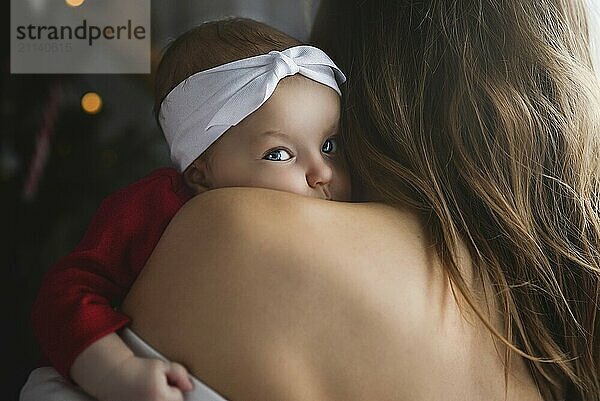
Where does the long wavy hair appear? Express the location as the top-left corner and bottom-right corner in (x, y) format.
(312, 1), (600, 399)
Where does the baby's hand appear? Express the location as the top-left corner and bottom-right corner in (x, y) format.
(96, 355), (194, 401)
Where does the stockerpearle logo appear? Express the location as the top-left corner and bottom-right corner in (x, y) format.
(11, 0), (150, 74)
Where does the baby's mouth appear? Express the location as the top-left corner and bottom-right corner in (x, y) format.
(321, 186), (331, 201)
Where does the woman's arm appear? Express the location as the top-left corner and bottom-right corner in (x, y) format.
(121, 187), (440, 401)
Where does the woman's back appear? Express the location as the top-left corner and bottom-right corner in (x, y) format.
(312, 1), (600, 398)
(123, 188), (545, 401)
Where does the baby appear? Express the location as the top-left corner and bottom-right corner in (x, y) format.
(30, 18), (349, 401)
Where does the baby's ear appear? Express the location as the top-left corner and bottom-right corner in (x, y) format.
(183, 159), (212, 194)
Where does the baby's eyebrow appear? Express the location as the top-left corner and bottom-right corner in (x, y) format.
(254, 130), (291, 143)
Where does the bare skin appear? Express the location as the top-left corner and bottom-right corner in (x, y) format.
(122, 187), (544, 401)
(69, 76), (350, 401)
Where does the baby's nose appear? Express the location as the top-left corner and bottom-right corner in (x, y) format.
(306, 159), (333, 189)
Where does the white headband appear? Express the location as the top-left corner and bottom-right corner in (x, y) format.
(158, 45), (347, 172)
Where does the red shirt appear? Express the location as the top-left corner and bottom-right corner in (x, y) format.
(31, 168), (193, 379)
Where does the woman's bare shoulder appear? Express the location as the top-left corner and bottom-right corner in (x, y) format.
(126, 187), (540, 401)
(127, 188), (461, 400)
(168, 187), (439, 324)
(166, 187), (435, 295)
(177, 187), (426, 250)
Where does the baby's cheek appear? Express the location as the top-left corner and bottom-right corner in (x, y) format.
(331, 177), (352, 201)
(337, 185), (352, 202)
(333, 169), (352, 201)
(250, 170), (306, 194)
(274, 176), (311, 196)
(210, 160), (252, 187)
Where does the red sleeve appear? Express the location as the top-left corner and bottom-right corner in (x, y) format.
(31, 168), (192, 380)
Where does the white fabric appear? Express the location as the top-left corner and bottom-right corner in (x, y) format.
(20, 328), (227, 401)
(20, 367), (96, 401)
(158, 45), (346, 172)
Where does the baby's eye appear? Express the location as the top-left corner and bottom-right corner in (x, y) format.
(263, 148), (293, 161)
(322, 137), (339, 154)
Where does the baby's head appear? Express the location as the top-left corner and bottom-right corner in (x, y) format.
(155, 18), (350, 201)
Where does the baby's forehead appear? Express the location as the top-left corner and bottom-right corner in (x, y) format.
(278, 74), (333, 91)
(250, 121), (339, 144)
(233, 73), (341, 147)
(280, 74), (312, 85)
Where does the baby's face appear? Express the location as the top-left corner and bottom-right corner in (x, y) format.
(196, 76), (351, 201)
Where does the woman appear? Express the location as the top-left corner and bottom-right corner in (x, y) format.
(309, 0), (600, 399)
(121, 1), (600, 401)
(22, 0), (600, 400)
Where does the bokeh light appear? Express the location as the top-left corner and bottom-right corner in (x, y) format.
(81, 92), (102, 114)
(65, 0), (85, 7)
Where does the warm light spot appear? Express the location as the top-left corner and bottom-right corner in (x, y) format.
(65, 0), (85, 7)
(81, 92), (102, 114)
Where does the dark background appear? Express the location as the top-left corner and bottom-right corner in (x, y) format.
(3, 0), (318, 398)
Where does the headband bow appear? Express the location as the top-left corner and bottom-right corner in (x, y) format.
(159, 45), (346, 172)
